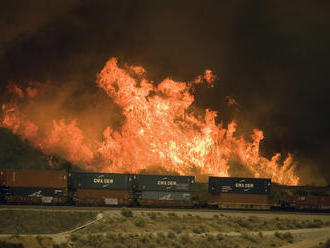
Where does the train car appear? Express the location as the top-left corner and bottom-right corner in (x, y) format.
(0, 169), (67, 204)
(208, 177), (272, 210)
(2, 166), (329, 211)
(282, 195), (330, 210)
(69, 172), (133, 206)
(133, 174), (195, 207)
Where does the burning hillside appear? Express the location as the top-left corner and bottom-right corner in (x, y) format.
(0, 58), (299, 185)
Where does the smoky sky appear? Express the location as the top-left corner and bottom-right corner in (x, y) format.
(1, 0), (329, 183)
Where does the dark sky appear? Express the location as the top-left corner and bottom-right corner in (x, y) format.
(1, 0), (329, 183)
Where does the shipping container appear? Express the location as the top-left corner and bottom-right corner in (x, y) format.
(0, 170), (67, 188)
(74, 189), (131, 206)
(285, 195), (330, 210)
(209, 177), (271, 194)
(133, 174), (194, 192)
(209, 193), (270, 209)
(69, 172), (132, 190)
(138, 199), (194, 207)
(6, 187), (65, 197)
(209, 193), (269, 204)
(141, 191), (192, 201)
(4, 187), (67, 204)
(5, 195), (67, 204)
(0, 187), (5, 203)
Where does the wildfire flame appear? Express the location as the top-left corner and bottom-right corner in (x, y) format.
(0, 58), (299, 185)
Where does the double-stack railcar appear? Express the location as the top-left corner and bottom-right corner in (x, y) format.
(281, 195), (330, 210)
(69, 172), (133, 206)
(208, 177), (272, 209)
(133, 174), (195, 207)
(0, 169), (67, 204)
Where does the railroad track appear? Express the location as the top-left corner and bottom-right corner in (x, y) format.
(1, 204), (329, 216)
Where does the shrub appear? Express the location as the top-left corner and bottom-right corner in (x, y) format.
(173, 243), (182, 248)
(309, 219), (324, 228)
(248, 216), (260, 223)
(216, 233), (224, 241)
(106, 217), (115, 224)
(306, 222), (322, 228)
(275, 232), (281, 239)
(101, 243), (117, 248)
(86, 234), (104, 247)
(235, 218), (250, 228)
(180, 233), (190, 243)
(117, 233), (126, 242)
(322, 238), (330, 248)
(106, 231), (117, 240)
(195, 215), (202, 220)
(241, 233), (257, 243)
(282, 232), (294, 243)
(168, 212), (178, 218)
(295, 222), (303, 228)
(140, 235), (150, 244)
(113, 244), (126, 248)
(274, 232), (294, 243)
(192, 225), (206, 234)
(206, 234), (215, 242)
(169, 223), (182, 233)
(148, 212), (157, 220)
(70, 233), (80, 242)
(157, 232), (166, 240)
(276, 223), (286, 230)
(167, 231), (176, 239)
(134, 217), (146, 227)
(53, 245), (68, 248)
(121, 207), (133, 218)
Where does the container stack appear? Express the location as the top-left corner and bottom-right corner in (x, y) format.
(134, 174), (195, 207)
(208, 177), (271, 209)
(69, 172), (133, 206)
(0, 169), (67, 204)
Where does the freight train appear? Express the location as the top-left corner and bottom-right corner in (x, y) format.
(0, 169), (329, 211)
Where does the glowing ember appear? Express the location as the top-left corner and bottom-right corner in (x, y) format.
(0, 58), (299, 185)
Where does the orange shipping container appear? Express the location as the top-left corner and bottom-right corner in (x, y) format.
(0, 170), (67, 188)
(210, 193), (268, 204)
(75, 189), (131, 206)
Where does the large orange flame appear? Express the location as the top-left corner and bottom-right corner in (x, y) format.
(0, 58), (299, 185)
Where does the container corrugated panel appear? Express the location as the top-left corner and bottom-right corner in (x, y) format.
(209, 177), (271, 194)
(75, 189), (131, 205)
(6, 187), (65, 197)
(138, 199), (194, 207)
(70, 172), (132, 190)
(134, 174), (194, 192)
(287, 195), (330, 209)
(210, 193), (268, 204)
(5, 195), (67, 204)
(321, 196), (330, 206)
(141, 191), (192, 201)
(1, 170), (67, 188)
